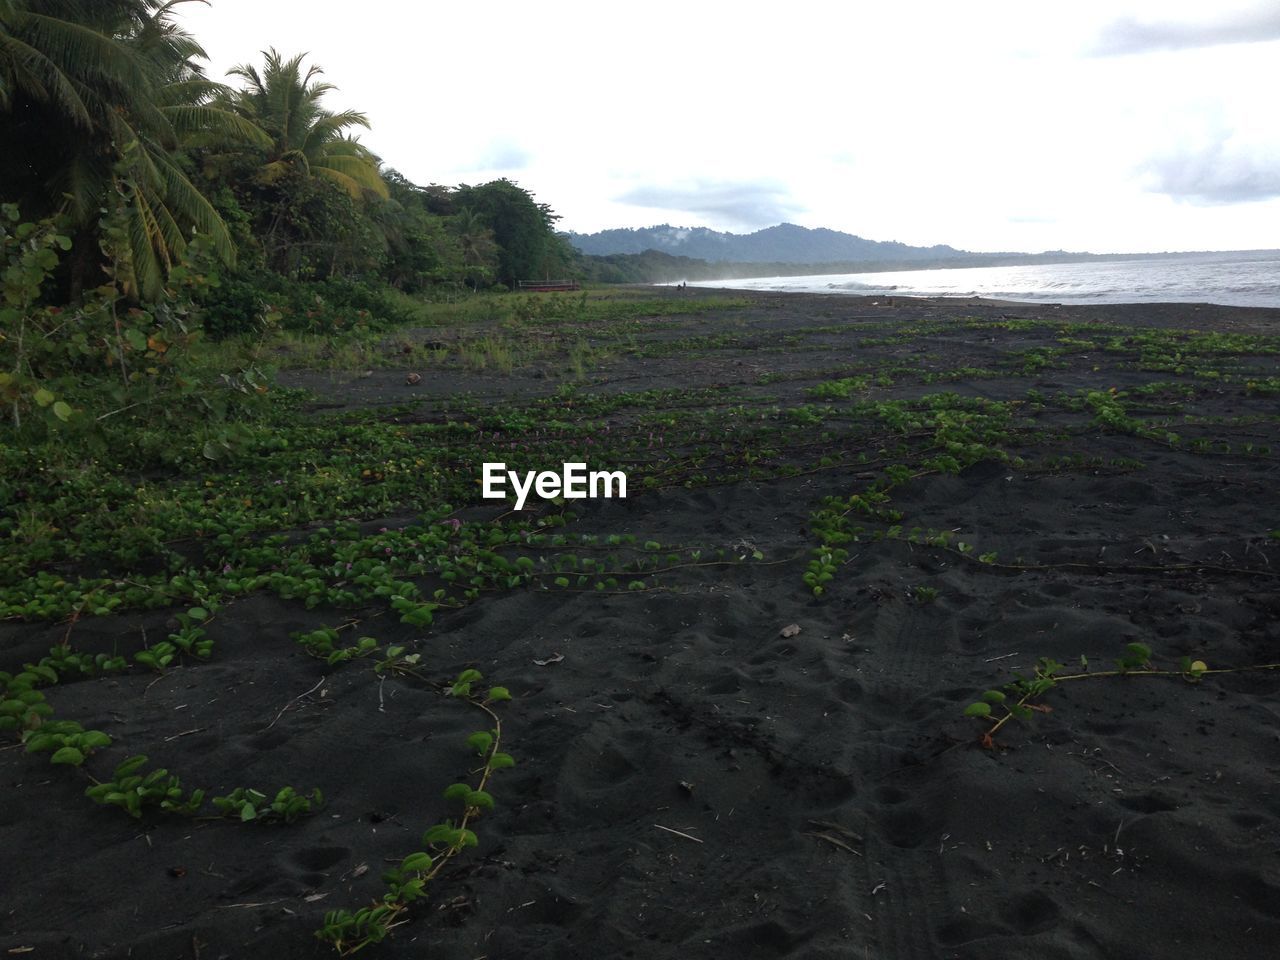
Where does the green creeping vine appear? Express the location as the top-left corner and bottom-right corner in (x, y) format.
(803, 394), (1020, 597)
(965, 642), (1280, 748)
(316, 669), (513, 955)
(212, 785), (324, 823)
(22, 721), (112, 768)
(2, 659), (114, 769)
(85, 754), (207, 817)
(79, 754), (321, 822)
(3, 618), (320, 824)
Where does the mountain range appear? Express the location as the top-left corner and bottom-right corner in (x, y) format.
(563, 222), (977, 264)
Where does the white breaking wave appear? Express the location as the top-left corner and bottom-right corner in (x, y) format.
(687, 252), (1280, 308)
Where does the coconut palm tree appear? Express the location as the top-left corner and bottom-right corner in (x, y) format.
(450, 208), (498, 290)
(223, 48), (388, 201)
(0, 0), (268, 299)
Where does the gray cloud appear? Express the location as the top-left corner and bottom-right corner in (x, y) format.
(1142, 140), (1280, 204)
(1092, 6), (1280, 55)
(615, 179), (803, 228)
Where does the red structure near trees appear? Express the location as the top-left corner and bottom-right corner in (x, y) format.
(516, 280), (581, 292)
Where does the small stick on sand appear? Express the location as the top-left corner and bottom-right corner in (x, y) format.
(143, 665), (179, 696)
(654, 823), (703, 843)
(265, 677), (325, 731)
(806, 819), (864, 856)
(163, 727), (208, 743)
(807, 831), (863, 856)
(984, 652), (1020, 662)
(217, 898), (290, 909)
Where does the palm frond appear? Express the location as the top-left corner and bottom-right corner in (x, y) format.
(299, 109), (370, 154)
(163, 103), (271, 148)
(20, 11), (153, 104)
(313, 166), (370, 200)
(150, 146), (234, 265)
(119, 181), (164, 299)
(0, 31), (92, 124)
(316, 152), (388, 198)
(161, 77), (227, 106)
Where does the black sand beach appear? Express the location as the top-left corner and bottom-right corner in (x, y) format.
(4, 289), (1279, 959)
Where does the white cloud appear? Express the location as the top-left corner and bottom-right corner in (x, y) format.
(472, 140), (532, 173)
(615, 180), (803, 231)
(177, 0), (1280, 253)
(1142, 138), (1280, 205)
(1092, 2), (1280, 55)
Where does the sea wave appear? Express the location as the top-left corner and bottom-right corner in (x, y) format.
(690, 252), (1280, 308)
(825, 281), (899, 292)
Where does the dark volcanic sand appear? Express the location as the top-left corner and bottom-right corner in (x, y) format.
(3, 290), (1280, 959)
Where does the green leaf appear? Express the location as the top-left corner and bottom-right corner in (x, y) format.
(963, 702), (992, 718)
(422, 824), (456, 845)
(456, 669), (483, 685)
(486, 686), (511, 702)
(50, 746), (85, 766)
(465, 790), (495, 811)
(125, 328), (148, 352)
(488, 752), (516, 770)
(980, 690), (1006, 704)
(1124, 642), (1152, 662)
(400, 852), (433, 873)
(33, 387), (55, 407)
(114, 755), (149, 778)
(187, 607), (208, 621)
(466, 731), (493, 755)
(52, 401), (72, 422)
(23, 733), (56, 753)
(240, 804), (257, 822)
(443, 782), (471, 802)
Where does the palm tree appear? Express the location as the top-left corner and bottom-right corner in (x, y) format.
(0, 0), (268, 299)
(223, 48), (388, 201)
(450, 208), (497, 291)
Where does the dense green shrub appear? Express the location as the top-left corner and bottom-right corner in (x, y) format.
(195, 271), (415, 340)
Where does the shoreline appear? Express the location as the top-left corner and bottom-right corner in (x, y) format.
(673, 249), (1280, 311)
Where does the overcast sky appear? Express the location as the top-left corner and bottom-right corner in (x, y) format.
(182, 0), (1279, 254)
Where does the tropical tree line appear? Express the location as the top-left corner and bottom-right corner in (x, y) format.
(0, 0), (576, 336)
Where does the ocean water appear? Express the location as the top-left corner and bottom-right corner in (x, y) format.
(691, 251), (1280, 309)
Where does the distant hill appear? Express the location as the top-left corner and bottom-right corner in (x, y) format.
(563, 223), (1273, 286)
(563, 222), (974, 264)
